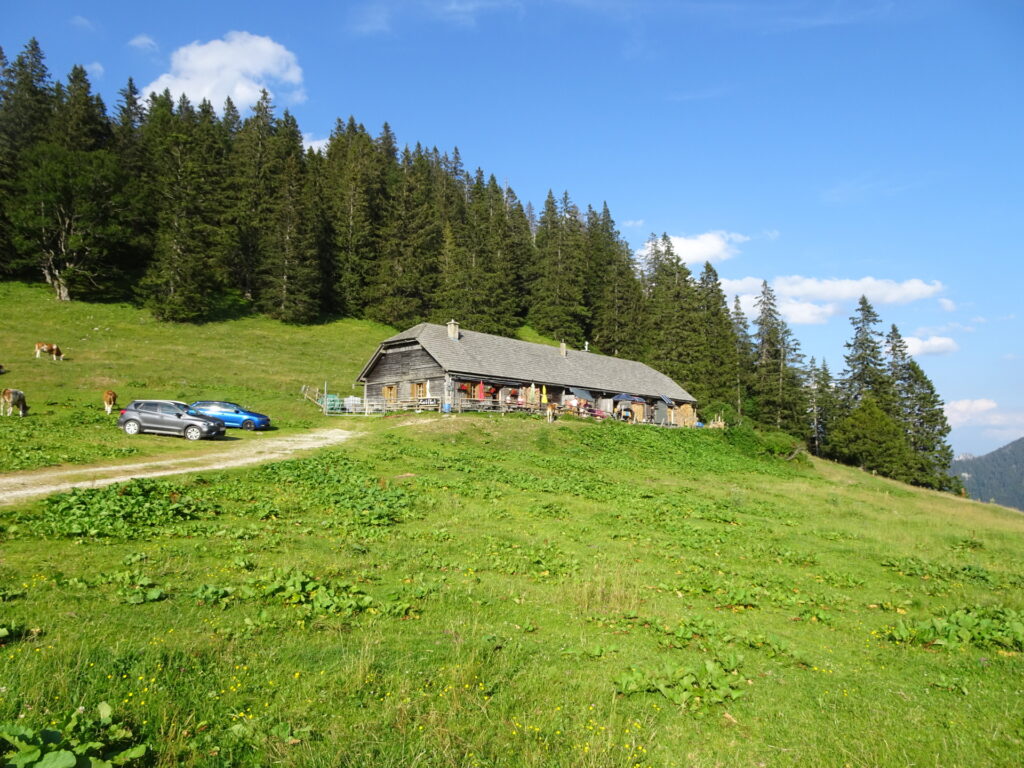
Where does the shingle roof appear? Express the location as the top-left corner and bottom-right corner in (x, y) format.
(362, 323), (696, 403)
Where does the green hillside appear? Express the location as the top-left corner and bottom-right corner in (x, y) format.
(2, 285), (1023, 768)
(0, 281), (389, 470)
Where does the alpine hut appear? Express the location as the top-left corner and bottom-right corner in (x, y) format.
(356, 320), (698, 425)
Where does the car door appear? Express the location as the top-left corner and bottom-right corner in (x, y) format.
(219, 404), (243, 428)
(155, 402), (184, 434)
(135, 402), (162, 432)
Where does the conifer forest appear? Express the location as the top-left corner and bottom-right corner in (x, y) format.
(0, 39), (958, 491)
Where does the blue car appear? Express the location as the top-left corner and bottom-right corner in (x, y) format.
(189, 401), (271, 431)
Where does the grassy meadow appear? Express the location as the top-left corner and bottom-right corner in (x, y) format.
(2, 282), (1024, 767)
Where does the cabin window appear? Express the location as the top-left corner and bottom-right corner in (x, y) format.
(382, 385), (397, 402)
(413, 381), (428, 399)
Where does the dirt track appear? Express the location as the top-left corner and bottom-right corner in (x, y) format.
(0, 428), (358, 506)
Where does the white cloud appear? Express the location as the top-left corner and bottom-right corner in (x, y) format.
(945, 399), (998, 428)
(302, 133), (329, 153)
(143, 31), (305, 110)
(639, 231), (750, 265)
(70, 15), (94, 30)
(129, 34), (158, 51)
(720, 275), (943, 325)
(621, 219), (644, 228)
(905, 335), (959, 356)
(779, 299), (838, 325)
(719, 277), (763, 296)
(86, 61), (105, 80)
(946, 400), (1024, 445)
(772, 276), (943, 305)
(938, 297), (956, 312)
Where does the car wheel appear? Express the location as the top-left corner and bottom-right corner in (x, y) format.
(123, 420), (141, 436)
(241, 419), (255, 431)
(184, 425), (203, 441)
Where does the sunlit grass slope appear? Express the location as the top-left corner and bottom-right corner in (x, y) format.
(2, 405), (1023, 767)
(0, 281), (393, 469)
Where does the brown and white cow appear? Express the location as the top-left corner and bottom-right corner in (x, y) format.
(34, 343), (64, 360)
(1, 388), (29, 417)
(103, 390), (118, 415)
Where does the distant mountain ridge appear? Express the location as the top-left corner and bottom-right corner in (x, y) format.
(952, 436), (1024, 511)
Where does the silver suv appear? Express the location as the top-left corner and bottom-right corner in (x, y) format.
(117, 400), (226, 440)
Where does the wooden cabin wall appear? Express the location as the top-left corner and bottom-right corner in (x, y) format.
(363, 345), (446, 400)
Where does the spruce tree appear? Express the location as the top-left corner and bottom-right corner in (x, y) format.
(694, 262), (740, 413)
(586, 204), (643, 357)
(526, 190), (588, 346)
(256, 112), (321, 323)
(640, 234), (702, 391)
(807, 358), (839, 457)
(138, 92), (227, 321)
(225, 90), (278, 302)
(366, 145), (441, 328)
(8, 65), (124, 300)
(0, 39), (55, 276)
(841, 296), (895, 413)
(886, 324), (956, 489)
(730, 296), (756, 420)
(110, 77), (155, 285)
(751, 281), (807, 433)
(324, 116), (381, 317)
(829, 396), (914, 482)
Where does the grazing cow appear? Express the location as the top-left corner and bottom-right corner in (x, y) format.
(545, 402), (558, 423)
(103, 389), (118, 415)
(1, 388), (29, 417)
(34, 343), (64, 360)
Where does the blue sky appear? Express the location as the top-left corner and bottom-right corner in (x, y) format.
(5, 0), (1023, 456)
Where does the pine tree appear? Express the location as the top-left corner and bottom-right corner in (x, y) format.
(751, 281), (807, 433)
(324, 116), (382, 316)
(138, 92), (228, 321)
(527, 190), (588, 346)
(366, 144), (441, 327)
(886, 324), (956, 489)
(694, 262), (740, 413)
(841, 296), (895, 413)
(255, 112), (321, 323)
(586, 204), (643, 357)
(640, 234), (702, 391)
(441, 171), (521, 335)
(224, 90), (278, 302)
(807, 358), (838, 456)
(730, 296), (756, 420)
(498, 185), (535, 325)
(0, 39), (55, 275)
(8, 65), (124, 300)
(829, 396), (914, 481)
(109, 77), (155, 285)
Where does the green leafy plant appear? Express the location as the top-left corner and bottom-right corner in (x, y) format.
(886, 605), (1024, 650)
(0, 702), (147, 767)
(31, 479), (214, 539)
(613, 657), (746, 711)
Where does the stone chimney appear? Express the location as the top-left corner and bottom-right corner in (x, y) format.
(447, 319), (460, 340)
(560, 341), (567, 357)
